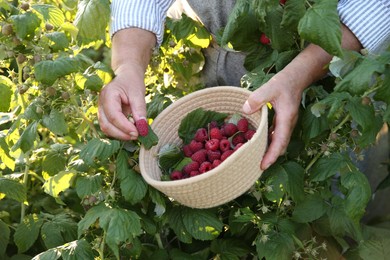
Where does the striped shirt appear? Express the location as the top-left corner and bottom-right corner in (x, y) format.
(111, 0), (390, 54)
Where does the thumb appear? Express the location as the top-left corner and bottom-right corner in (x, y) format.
(243, 88), (272, 114)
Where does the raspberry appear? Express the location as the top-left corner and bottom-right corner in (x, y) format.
(135, 119), (149, 136)
(221, 150), (234, 161)
(212, 159), (222, 168)
(244, 130), (256, 140)
(223, 123), (238, 137)
(190, 171), (200, 177)
(199, 161), (213, 173)
(260, 33), (271, 45)
(182, 144), (193, 157)
(210, 127), (223, 140)
(219, 139), (231, 152)
(232, 133), (245, 146)
(183, 161), (200, 175)
(191, 149), (207, 164)
(209, 121), (219, 129)
(205, 139), (220, 151)
(237, 118), (249, 132)
(234, 143), (244, 151)
(189, 140), (203, 153)
(170, 170), (183, 180)
(207, 150), (221, 162)
(194, 128), (208, 142)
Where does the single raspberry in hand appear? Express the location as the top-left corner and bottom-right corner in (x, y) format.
(135, 118), (149, 136)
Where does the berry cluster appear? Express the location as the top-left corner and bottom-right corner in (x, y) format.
(170, 117), (256, 180)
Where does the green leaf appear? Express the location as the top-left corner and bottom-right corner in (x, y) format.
(0, 135), (15, 171)
(210, 238), (251, 259)
(116, 150), (147, 204)
(0, 76), (13, 112)
(10, 12), (41, 40)
(78, 204), (142, 259)
(158, 144), (184, 173)
(292, 194), (328, 223)
(138, 125), (159, 150)
(60, 240), (94, 260)
(181, 208), (223, 241)
(281, 0), (306, 30)
(14, 214), (44, 253)
(75, 174), (103, 198)
(298, 0), (342, 57)
(167, 207), (192, 243)
(42, 151), (67, 176)
(256, 232), (294, 260)
(84, 74), (103, 91)
(40, 214), (77, 249)
(32, 248), (61, 260)
(43, 170), (77, 203)
(357, 226), (390, 259)
(310, 152), (351, 181)
(341, 170), (371, 222)
(265, 8), (295, 51)
(374, 69), (390, 103)
(0, 220), (10, 256)
(282, 161), (305, 203)
(74, 0), (110, 44)
(327, 197), (360, 238)
(178, 108), (228, 144)
(345, 97), (383, 147)
(167, 14), (196, 40)
(0, 177), (26, 203)
(302, 104), (329, 143)
(42, 109), (68, 135)
(45, 32), (69, 51)
(32, 4), (65, 27)
(79, 138), (121, 165)
(335, 57), (386, 95)
(262, 164), (288, 202)
(12, 121), (38, 153)
(34, 56), (89, 85)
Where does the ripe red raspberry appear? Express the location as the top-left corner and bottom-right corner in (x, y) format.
(191, 149), (207, 164)
(221, 150), (234, 161)
(182, 144), (193, 157)
(232, 133), (245, 146)
(189, 140), (203, 153)
(244, 130), (256, 140)
(219, 139), (231, 152)
(199, 161), (213, 173)
(280, 0), (287, 5)
(237, 118), (249, 132)
(260, 33), (271, 45)
(207, 150), (221, 162)
(223, 123), (238, 137)
(209, 121), (219, 129)
(183, 161), (200, 175)
(205, 139), (220, 151)
(194, 128), (208, 142)
(212, 159), (222, 168)
(135, 119), (149, 136)
(170, 170), (183, 180)
(190, 171), (200, 177)
(209, 127), (223, 140)
(234, 143), (244, 151)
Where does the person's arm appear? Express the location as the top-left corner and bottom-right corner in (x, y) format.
(243, 24), (362, 170)
(98, 0), (174, 140)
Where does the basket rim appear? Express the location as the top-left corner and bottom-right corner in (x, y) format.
(139, 86), (268, 187)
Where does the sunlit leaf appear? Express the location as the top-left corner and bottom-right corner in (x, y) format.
(10, 12), (41, 40)
(0, 76), (13, 112)
(32, 4), (65, 27)
(14, 214), (44, 253)
(0, 177), (26, 203)
(43, 171), (77, 202)
(79, 138), (121, 165)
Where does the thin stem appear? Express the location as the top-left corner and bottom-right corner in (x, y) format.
(20, 155), (30, 223)
(99, 231), (106, 260)
(305, 151), (323, 173)
(155, 233), (164, 249)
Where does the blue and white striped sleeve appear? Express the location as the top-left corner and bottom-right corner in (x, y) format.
(110, 0), (175, 46)
(338, 0), (390, 54)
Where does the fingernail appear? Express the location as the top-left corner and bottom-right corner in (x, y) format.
(243, 101), (252, 114)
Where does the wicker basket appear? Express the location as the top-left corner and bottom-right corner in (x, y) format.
(139, 86), (268, 208)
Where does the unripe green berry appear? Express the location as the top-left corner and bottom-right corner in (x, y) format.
(17, 53), (26, 64)
(20, 2), (30, 11)
(2, 24), (13, 36)
(45, 23), (54, 31)
(46, 86), (56, 96)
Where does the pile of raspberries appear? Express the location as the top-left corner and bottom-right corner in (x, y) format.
(170, 117), (256, 180)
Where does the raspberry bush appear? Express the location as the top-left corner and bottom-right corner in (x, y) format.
(0, 0), (390, 259)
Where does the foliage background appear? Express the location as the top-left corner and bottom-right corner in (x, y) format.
(0, 0), (390, 259)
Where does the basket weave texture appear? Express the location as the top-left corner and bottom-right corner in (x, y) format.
(139, 86), (268, 208)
